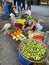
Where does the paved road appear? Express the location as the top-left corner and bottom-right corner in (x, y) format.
(31, 5), (49, 31)
(0, 33), (19, 65)
(0, 5), (49, 65)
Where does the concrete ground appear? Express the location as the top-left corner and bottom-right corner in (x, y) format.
(0, 33), (19, 65)
(0, 5), (49, 65)
(31, 5), (49, 31)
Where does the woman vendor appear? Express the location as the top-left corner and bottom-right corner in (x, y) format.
(22, 20), (36, 35)
(22, 19), (43, 35)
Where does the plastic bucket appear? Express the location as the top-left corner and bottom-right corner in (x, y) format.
(18, 51), (32, 65)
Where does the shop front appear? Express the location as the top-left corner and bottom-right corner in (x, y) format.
(30, 0), (49, 5)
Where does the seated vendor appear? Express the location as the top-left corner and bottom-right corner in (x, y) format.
(25, 7), (31, 16)
(22, 20), (36, 35)
(10, 3), (19, 17)
(13, 6), (19, 17)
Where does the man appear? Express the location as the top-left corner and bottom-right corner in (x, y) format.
(4, 0), (11, 15)
(13, 0), (16, 6)
(17, 0), (22, 12)
(37, 0), (40, 5)
(26, 0), (31, 10)
(21, 0), (25, 11)
(2, 0), (11, 20)
(0, 0), (2, 6)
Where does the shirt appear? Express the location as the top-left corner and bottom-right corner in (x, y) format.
(14, 9), (19, 14)
(25, 10), (31, 16)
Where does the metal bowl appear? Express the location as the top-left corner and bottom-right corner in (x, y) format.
(21, 14), (29, 18)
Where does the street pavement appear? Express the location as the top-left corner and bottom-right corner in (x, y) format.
(0, 5), (49, 65)
(31, 5), (49, 32)
(0, 33), (19, 65)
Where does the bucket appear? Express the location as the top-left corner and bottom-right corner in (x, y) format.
(18, 51), (32, 65)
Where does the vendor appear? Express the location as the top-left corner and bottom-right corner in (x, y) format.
(13, 6), (19, 17)
(9, 3), (19, 17)
(22, 20), (36, 35)
(25, 7), (31, 16)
